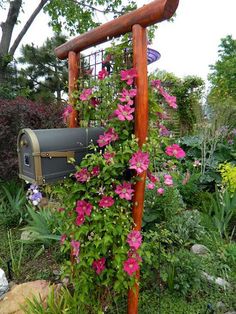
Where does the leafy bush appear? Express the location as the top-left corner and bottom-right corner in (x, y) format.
(0, 97), (64, 180)
(21, 206), (61, 247)
(143, 186), (185, 229)
(161, 249), (202, 296)
(168, 210), (205, 246)
(0, 180), (28, 227)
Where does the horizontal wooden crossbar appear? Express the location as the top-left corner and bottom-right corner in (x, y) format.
(55, 0), (179, 59)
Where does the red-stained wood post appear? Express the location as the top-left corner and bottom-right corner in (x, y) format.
(68, 51), (79, 128)
(128, 24), (148, 314)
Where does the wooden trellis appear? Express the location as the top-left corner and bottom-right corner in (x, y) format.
(55, 0), (179, 313)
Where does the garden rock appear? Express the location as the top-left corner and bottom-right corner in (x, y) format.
(216, 301), (226, 312)
(224, 312), (236, 314)
(0, 280), (50, 314)
(191, 244), (209, 255)
(0, 269), (9, 299)
(201, 272), (230, 289)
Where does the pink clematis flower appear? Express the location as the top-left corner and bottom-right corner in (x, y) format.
(115, 182), (134, 200)
(99, 196), (114, 208)
(92, 257), (106, 275)
(97, 128), (119, 148)
(79, 88), (92, 101)
(103, 151), (115, 164)
(76, 200), (93, 216)
(127, 230), (142, 250)
(114, 104), (135, 121)
(123, 258), (139, 276)
(98, 68), (108, 80)
(164, 174), (173, 186)
(75, 213), (85, 226)
(119, 88), (137, 105)
(147, 182), (155, 190)
(71, 240), (80, 257)
(157, 187), (165, 195)
(147, 170), (158, 183)
(90, 97), (100, 108)
(75, 168), (90, 182)
(128, 250), (142, 263)
(129, 151), (149, 174)
(62, 105), (73, 122)
(91, 166), (100, 177)
(120, 68), (138, 85)
(165, 144), (186, 159)
(60, 234), (67, 245)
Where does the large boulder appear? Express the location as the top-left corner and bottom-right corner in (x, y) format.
(0, 280), (50, 314)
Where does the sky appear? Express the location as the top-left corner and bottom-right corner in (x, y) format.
(1, 0), (236, 83)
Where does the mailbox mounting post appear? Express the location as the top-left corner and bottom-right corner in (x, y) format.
(55, 1), (179, 312)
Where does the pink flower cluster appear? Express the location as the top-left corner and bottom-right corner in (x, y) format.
(75, 200), (93, 226)
(75, 166), (100, 183)
(71, 240), (80, 257)
(62, 105), (73, 122)
(103, 151), (115, 164)
(165, 144), (186, 159)
(115, 182), (134, 200)
(97, 128), (119, 147)
(92, 257), (106, 274)
(98, 68), (108, 80)
(129, 150), (149, 174)
(79, 88), (92, 101)
(123, 230), (142, 276)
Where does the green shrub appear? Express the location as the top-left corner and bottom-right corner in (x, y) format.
(0, 97), (64, 180)
(143, 187), (185, 230)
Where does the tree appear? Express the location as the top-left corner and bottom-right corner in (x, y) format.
(208, 35), (236, 104)
(17, 34), (68, 103)
(0, 0), (136, 83)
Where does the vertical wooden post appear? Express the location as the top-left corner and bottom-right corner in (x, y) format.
(68, 51), (79, 128)
(128, 25), (148, 314)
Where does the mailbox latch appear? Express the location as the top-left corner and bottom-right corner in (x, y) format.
(39, 151), (75, 162)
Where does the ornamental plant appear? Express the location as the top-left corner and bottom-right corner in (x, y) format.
(54, 44), (185, 312)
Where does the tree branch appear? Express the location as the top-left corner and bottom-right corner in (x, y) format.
(9, 0), (49, 56)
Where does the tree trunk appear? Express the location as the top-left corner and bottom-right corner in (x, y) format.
(0, 0), (49, 83)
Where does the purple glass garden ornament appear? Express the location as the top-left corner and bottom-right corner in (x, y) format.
(147, 48), (161, 65)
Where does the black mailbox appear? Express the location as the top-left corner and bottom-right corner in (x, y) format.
(17, 127), (104, 185)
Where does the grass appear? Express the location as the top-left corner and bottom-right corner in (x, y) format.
(0, 226), (61, 283)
